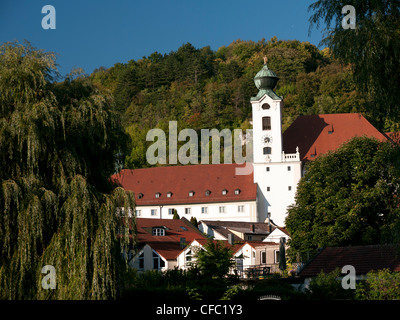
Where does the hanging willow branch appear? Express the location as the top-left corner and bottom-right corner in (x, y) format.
(0, 41), (134, 299)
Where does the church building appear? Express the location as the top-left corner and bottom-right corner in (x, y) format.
(112, 58), (389, 227)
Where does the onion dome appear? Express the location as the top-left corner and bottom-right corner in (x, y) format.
(251, 57), (281, 101)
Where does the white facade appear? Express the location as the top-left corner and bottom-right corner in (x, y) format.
(134, 200), (258, 222)
(263, 227), (290, 244)
(251, 93), (302, 226)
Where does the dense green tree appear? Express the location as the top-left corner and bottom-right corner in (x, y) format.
(285, 137), (400, 259)
(308, 0), (400, 130)
(192, 239), (234, 280)
(0, 41), (135, 299)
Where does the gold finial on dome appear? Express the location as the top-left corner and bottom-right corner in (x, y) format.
(263, 56), (268, 65)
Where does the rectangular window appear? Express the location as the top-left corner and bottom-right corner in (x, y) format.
(151, 209), (157, 216)
(139, 252), (144, 270)
(262, 116), (271, 130)
(287, 166), (291, 171)
(263, 147), (272, 155)
(288, 186), (292, 191)
(135, 210), (141, 216)
(275, 250), (280, 264)
(185, 208), (191, 214)
(261, 251), (266, 264)
(238, 205), (245, 213)
(267, 187), (270, 192)
(152, 228), (165, 236)
(219, 206), (226, 213)
(168, 208), (174, 215)
(201, 207), (208, 214)
(266, 167), (270, 172)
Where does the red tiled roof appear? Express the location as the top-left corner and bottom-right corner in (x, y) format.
(136, 217), (207, 260)
(112, 163), (257, 206)
(192, 239), (244, 255)
(299, 245), (400, 277)
(283, 113), (388, 161)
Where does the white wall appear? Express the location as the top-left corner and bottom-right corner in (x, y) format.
(234, 243), (256, 268)
(254, 160), (301, 226)
(251, 93), (302, 226)
(198, 222), (227, 240)
(251, 96), (283, 164)
(264, 228), (290, 244)
(129, 245), (168, 272)
(134, 200), (258, 222)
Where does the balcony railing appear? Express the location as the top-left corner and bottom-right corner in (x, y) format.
(281, 146), (300, 162)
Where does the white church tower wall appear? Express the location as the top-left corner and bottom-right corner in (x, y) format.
(251, 57), (302, 226)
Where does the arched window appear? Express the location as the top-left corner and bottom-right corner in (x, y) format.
(262, 103), (270, 110)
(262, 116), (271, 130)
(263, 147), (272, 155)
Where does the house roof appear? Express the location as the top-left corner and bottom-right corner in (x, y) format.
(299, 245), (400, 277)
(190, 239), (243, 255)
(135, 217), (207, 260)
(282, 113), (388, 161)
(200, 220), (289, 239)
(112, 163), (257, 206)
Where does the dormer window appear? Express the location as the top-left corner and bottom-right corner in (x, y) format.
(189, 191), (194, 197)
(167, 192), (172, 198)
(155, 192), (161, 198)
(137, 193), (144, 199)
(234, 189), (241, 195)
(222, 189), (228, 195)
(205, 190), (211, 196)
(152, 227), (165, 236)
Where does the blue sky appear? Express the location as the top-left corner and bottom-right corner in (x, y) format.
(0, 0), (325, 77)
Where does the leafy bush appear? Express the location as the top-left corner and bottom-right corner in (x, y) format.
(355, 269), (400, 300)
(306, 269), (354, 300)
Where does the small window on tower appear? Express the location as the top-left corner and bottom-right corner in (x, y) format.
(266, 167), (270, 172)
(262, 103), (270, 110)
(263, 147), (272, 155)
(262, 116), (271, 130)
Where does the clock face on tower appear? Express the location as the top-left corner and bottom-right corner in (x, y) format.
(261, 134), (273, 146)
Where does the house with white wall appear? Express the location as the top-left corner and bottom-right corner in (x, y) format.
(129, 217), (207, 272)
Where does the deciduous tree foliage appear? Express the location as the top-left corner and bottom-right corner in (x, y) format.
(285, 137), (400, 259)
(0, 41), (135, 299)
(308, 0), (400, 130)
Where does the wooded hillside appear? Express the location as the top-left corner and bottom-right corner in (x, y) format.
(89, 37), (382, 169)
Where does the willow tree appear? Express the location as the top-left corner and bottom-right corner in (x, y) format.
(0, 41), (135, 299)
(308, 0), (400, 130)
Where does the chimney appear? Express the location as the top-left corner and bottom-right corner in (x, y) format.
(180, 237), (186, 249)
(228, 233), (234, 245)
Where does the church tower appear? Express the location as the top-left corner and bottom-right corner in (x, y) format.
(251, 57), (301, 226)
